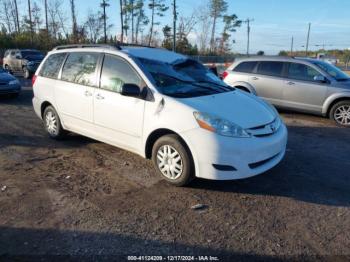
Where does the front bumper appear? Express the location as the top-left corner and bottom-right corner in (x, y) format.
(181, 123), (288, 180)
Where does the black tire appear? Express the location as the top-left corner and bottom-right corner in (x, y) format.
(43, 105), (66, 139)
(4, 65), (12, 74)
(152, 134), (194, 186)
(330, 100), (350, 127)
(8, 93), (19, 99)
(23, 67), (31, 79)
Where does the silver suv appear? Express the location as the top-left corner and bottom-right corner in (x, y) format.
(223, 57), (350, 127)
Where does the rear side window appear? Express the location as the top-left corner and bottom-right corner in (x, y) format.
(61, 52), (99, 86)
(39, 53), (66, 79)
(288, 63), (322, 82)
(257, 61), (284, 77)
(100, 54), (142, 93)
(233, 61), (257, 73)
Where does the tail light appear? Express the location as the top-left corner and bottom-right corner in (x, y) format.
(222, 71), (229, 80)
(32, 75), (37, 86)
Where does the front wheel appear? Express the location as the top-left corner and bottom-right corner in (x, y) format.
(152, 134), (194, 186)
(330, 100), (350, 127)
(23, 67), (31, 79)
(43, 106), (66, 139)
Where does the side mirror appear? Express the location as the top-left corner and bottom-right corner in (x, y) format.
(314, 75), (327, 83)
(121, 83), (142, 98)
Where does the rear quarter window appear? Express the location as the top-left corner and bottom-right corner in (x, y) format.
(39, 53), (67, 79)
(233, 61), (257, 73)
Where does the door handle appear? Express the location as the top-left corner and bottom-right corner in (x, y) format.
(84, 90), (93, 97)
(286, 81), (295, 85)
(251, 77), (259, 80)
(96, 93), (105, 100)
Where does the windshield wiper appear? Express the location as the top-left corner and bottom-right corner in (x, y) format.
(337, 78), (350, 81)
(153, 72), (230, 94)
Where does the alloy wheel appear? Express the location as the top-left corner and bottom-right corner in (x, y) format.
(334, 105), (350, 126)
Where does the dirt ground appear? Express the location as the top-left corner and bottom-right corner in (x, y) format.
(0, 80), (349, 261)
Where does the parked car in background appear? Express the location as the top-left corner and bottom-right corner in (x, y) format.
(32, 44), (287, 186)
(3, 49), (44, 79)
(0, 67), (21, 97)
(223, 56), (350, 127)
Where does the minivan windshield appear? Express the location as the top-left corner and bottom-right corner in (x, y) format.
(311, 60), (349, 81)
(138, 57), (232, 98)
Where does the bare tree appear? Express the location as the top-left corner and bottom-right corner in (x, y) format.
(196, 3), (212, 53)
(44, 0), (49, 35)
(148, 0), (168, 46)
(32, 1), (42, 33)
(27, 0), (34, 40)
(47, 0), (68, 39)
(177, 13), (197, 39)
(84, 10), (103, 43)
(134, 0), (148, 44)
(0, 0), (16, 33)
(209, 0), (228, 52)
(13, 0), (20, 32)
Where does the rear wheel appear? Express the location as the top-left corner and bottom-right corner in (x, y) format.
(43, 106), (66, 139)
(152, 134), (194, 186)
(330, 100), (350, 127)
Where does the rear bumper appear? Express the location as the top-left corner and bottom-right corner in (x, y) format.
(32, 96), (42, 119)
(181, 123), (288, 180)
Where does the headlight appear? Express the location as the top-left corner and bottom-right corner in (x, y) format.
(9, 80), (19, 85)
(193, 112), (251, 138)
(27, 61), (35, 66)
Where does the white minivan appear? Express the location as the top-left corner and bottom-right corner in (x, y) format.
(32, 44), (288, 186)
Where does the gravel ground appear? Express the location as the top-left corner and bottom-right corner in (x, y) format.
(0, 80), (349, 261)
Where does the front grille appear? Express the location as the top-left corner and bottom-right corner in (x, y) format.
(247, 118), (280, 137)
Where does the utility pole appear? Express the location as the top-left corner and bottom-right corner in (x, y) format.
(305, 22), (311, 57)
(28, 0), (33, 43)
(102, 0), (108, 43)
(119, 0), (124, 43)
(172, 0), (177, 52)
(14, 0), (20, 33)
(244, 18), (254, 56)
(290, 36), (294, 56)
(45, 0), (49, 39)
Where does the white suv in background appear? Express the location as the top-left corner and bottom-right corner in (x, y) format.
(32, 44), (288, 186)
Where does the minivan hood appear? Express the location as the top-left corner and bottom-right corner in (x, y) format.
(177, 90), (276, 129)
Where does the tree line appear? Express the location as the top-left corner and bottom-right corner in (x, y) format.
(0, 0), (242, 55)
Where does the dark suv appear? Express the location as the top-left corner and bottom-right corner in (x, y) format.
(3, 49), (44, 79)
